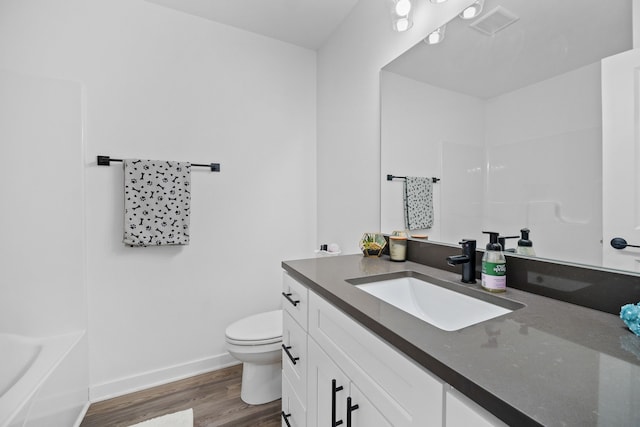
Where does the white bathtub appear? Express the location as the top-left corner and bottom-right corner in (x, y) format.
(0, 331), (84, 427)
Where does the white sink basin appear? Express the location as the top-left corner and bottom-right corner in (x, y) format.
(350, 273), (522, 331)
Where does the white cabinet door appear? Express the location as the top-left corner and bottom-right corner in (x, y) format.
(307, 339), (391, 427)
(348, 382), (391, 427)
(307, 339), (349, 427)
(446, 389), (507, 427)
(309, 291), (443, 426)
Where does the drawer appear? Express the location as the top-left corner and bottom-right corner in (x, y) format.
(282, 373), (307, 427)
(283, 310), (307, 403)
(282, 272), (308, 329)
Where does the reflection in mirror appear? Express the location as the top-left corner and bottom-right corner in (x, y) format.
(380, 0), (632, 269)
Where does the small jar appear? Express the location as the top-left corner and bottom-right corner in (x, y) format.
(389, 235), (408, 262)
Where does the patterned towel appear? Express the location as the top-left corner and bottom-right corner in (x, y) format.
(123, 159), (191, 246)
(403, 176), (434, 230)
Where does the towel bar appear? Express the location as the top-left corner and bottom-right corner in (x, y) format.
(387, 174), (440, 183)
(97, 155), (220, 172)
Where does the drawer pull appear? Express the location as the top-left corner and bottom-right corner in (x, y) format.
(332, 379), (344, 426)
(281, 411), (292, 427)
(282, 344), (299, 365)
(282, 292), (300, 307)
(346, 397), (359, 427)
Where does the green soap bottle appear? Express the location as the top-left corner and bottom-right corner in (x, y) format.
(481, 231), (506, 293)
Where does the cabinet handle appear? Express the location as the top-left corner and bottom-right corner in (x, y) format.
(332, 379), (344, 427)
(346, 397), (359, 427)
(281, 411), (292, 427)
(282, 292), (300, 307)
(282, 344), (299, 365)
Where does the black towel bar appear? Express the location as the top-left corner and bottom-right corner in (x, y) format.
(97, 155), (220, 172)
(387, 174), (440, 183)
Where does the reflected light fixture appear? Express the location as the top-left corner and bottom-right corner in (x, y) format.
(430, 0), (448, 3)
(392, 0), (413, 32)
(459, 0), (484, 19)
(395, 0), (412, 16)
(394, 16), (413, 32)
(424, 24), (446, 44)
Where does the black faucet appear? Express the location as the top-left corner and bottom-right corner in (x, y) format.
(498, 234), (519, 253)
(446, 239), (476, 284)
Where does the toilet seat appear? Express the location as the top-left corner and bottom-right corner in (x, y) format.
(225, 309), (282, 345)
(226, 336), (281, 346)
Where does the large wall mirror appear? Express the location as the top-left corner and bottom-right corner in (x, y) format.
(381, 0), (633, 271)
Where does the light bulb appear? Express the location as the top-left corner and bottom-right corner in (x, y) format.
(394, 17), (412, 32)
(427, 31), (442, 44)
(424, 25), (446, 44)
(459, 0), (484, 19)
(395, 0), (411, 17)
(461, 6), (478, 18)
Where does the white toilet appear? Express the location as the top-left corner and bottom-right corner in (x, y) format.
(225, 309), (283, 405)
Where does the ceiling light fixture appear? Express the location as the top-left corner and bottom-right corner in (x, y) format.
(395, 0), (412, 16)
(424, 24), (446, 44)
(394, 16), (413, 32)
(459, 0), (484, 20)
(392, 0), (413, 32)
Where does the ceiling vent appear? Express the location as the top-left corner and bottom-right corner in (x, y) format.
(469, 6), (519, 36)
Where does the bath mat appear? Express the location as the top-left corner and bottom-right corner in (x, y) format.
(129, 408), (193, 427)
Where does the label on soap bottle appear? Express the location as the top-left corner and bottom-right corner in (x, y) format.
(482, 261), (506, 292)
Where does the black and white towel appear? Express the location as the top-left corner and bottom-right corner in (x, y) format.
(403, 176), (434, 230)
(123, 159), (191, 247)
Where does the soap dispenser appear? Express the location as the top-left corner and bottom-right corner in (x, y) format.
(516, 228), (536, 256)
(481, 231), (506, 293)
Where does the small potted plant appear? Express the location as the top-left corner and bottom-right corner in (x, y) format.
(359, 233), (387, 257)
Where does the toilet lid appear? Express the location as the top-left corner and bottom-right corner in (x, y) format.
(225, 309), (282, 343)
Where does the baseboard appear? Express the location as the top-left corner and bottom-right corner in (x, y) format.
(74, 402), (91, 427)
(89, 352), (239, 402)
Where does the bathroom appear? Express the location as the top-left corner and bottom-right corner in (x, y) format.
(1, 0), (639, 426)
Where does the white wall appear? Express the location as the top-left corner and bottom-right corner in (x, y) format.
(317, 0), (474, 253)
(0, 0), (316, 401)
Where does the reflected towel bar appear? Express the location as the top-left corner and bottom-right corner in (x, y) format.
(97, 155), (220, 172)
(387, 174), (440, 183)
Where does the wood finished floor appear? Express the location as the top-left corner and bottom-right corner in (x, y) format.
(80, 365), (281, 427)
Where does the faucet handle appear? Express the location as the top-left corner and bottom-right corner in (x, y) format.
(498, 235), (518, 250)
(459, 239), (476, 252)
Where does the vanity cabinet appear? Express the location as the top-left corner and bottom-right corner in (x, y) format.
(307, 290), (443, 426)
(282, 271), (505, 427)
(281, 272), (309, 426)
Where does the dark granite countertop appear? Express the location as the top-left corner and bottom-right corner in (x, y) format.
(282, 254), (640, 427)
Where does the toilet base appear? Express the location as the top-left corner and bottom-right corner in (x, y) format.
(240, 360), (282, 405)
